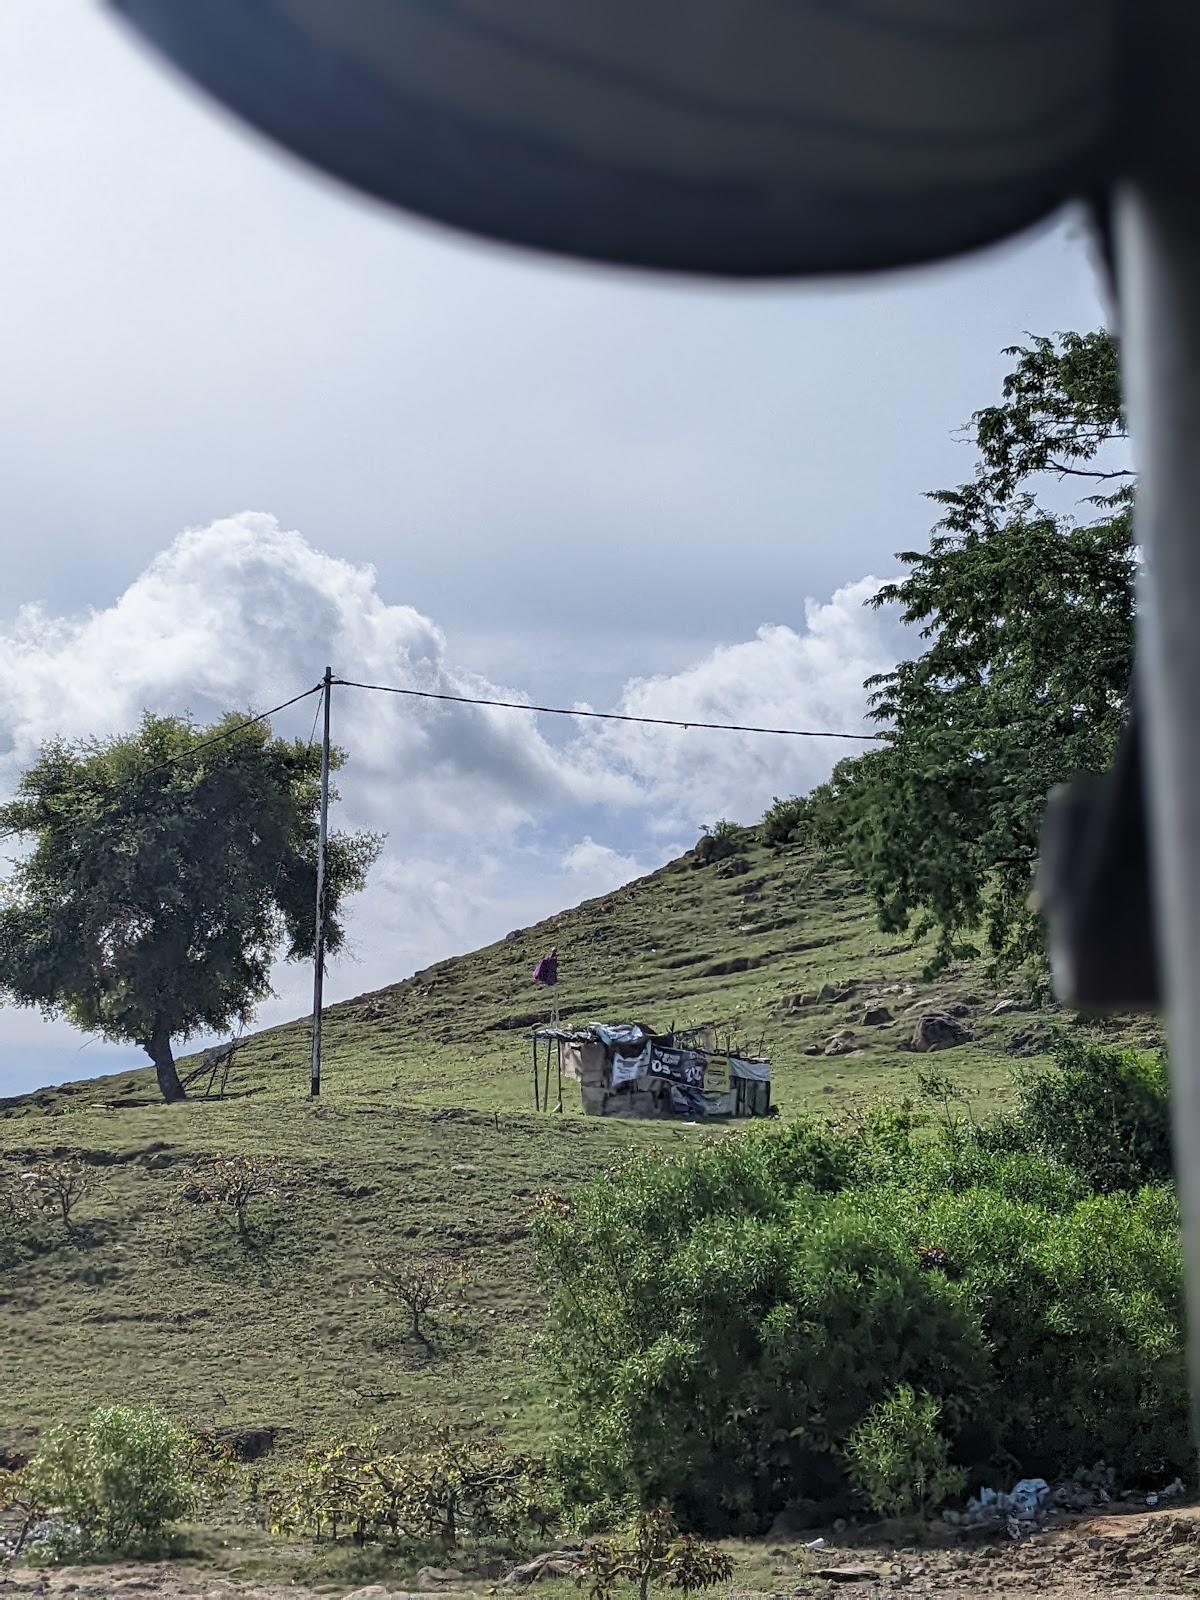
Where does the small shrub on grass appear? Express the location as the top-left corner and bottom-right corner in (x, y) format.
(366, 1252), (458, 1343)
(578, 1507), (732, 1600)
(20, 1159), (91, 1236)
(844, 1385), (966, 1519)
(174, 1154), (293, 1242)
(15, 1404), (212, 1557)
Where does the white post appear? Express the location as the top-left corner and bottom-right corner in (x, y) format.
(310, 666), (332, 1099)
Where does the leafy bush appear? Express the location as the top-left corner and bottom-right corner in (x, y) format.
(703, 819), (741, 848)
(989, 1041), (1172, 1193)
(844, 1385), (965, 1519)
(267, 1426), (542, 1550)
(534, 1060), (1188, 1533)
(15, 1405), (213, 1557)
(760, 795), (811, 846)
(579, 1507), (732, 1600)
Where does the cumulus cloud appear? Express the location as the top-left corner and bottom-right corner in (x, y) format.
(0, 517), (908, 1090)
(574, 576), (908, 835)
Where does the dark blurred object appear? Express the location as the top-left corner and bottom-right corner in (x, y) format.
(108, 1), (1117, 279)
(1038, 708), (1159, 1010)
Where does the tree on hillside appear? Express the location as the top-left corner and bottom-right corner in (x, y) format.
(803, 331), (1135, 974)
(0, 713), (381, 1101)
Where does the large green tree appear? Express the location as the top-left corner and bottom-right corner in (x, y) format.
(0, 712), (380, 1101)
(807, 331), (1135, 974)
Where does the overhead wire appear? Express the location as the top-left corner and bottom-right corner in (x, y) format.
(332, 676), (884, 741)
(0, 672), (884, 851)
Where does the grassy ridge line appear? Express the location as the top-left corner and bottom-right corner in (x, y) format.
(10, 835), (1149, 1125)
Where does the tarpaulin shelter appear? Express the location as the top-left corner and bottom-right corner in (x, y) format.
(110, 0), (1200, 1425)
(532, 1022), (770, 1121)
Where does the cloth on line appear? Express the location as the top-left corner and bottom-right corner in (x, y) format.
(729, 1056), (770, 1082)
(610, 1044), (650, 1089)
(593, 1022), (646, 1047)
(532, 952), (558, 986)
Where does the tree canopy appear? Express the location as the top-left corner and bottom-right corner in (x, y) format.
(799, 331), (1135, 974)
(0, 712), (380, 1100)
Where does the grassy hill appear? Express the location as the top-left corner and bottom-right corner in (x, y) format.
(0, 831), (1160, 1471)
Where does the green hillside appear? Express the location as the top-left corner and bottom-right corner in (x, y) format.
(0, 832), (1158, 1470)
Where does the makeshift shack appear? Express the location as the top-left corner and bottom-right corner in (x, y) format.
(530, 1021), (771, 1120)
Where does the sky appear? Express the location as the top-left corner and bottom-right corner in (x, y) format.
(0, 3), (1110, 1096)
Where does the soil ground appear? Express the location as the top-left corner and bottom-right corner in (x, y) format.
(6, 1503), (1200, 1600)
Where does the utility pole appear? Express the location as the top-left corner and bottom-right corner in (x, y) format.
(310, 666), (332, 1099)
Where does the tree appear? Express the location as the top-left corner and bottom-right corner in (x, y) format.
(806, 331), (1135, 974)
(0, 712), (380, 1101)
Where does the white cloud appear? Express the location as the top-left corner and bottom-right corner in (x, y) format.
(574, 576), (907, 835)
(561, 838), (648, 894)
(0, 517), (908, 1091)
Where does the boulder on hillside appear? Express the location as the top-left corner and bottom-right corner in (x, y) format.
(991, 995), (1032, 1015)
(861, 1005), (893, 1026)
(824, 1029), (859, 1056)
(910, 1012), (973, 1052)
(691, 831), (737, 868)
(716, 854), (752, 879)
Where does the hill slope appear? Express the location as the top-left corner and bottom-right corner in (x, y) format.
(11, 831), (1148, 1124)
(0, 834), (1158, 1467)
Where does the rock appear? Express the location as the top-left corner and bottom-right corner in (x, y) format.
(991, 996), (1028, 1015)
(815, 1567), (878, 1584)
(824, 1030), (859, 1057)
(909, 1012), (973, 1052)
(768, 1499), (824, 1536)
(945, 1001), (972, 1018)
(818, 981), (854, 1003)
(214, 1424), (277, 1461)
(861, 1006), (893, 1026)
(716, 854), (752, 879)
(504, 929), (522, 943)
(504, 1551), (584, 1586)
(803, 1045), (823, 1056)
(692, 832), (737, 868)
(419, 1570), (465, 1591)
(1006, 1023), (1054, 1058)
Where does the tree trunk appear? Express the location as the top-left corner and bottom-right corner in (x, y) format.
(146, 1026), (186, 1102)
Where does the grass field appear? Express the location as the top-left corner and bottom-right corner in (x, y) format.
(0, 833), (1160, 1471)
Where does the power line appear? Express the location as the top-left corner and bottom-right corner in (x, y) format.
(332, 677), (884, 741)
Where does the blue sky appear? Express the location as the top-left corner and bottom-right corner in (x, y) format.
(0, 5), (1109, 1095)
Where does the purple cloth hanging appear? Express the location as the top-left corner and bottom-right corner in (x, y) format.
(532, 952), (558, 987)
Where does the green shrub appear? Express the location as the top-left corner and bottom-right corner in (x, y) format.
(267, 1425), (541, 1550)
(844, 1385), (965, 1519)
(19, 1405), (207, 1556)
(579, 1507), (732, 1600)
(760, 795), (811, 846)
(703, 818), (741, 847)
(535, 1098), (1188, 1532)
(990, 1041), (1172, 1193)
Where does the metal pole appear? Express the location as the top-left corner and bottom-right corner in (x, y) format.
(532, 1034), (540, 1112)
(1117, 165), (1200, 1414)
(310, 666), (333, 1099)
